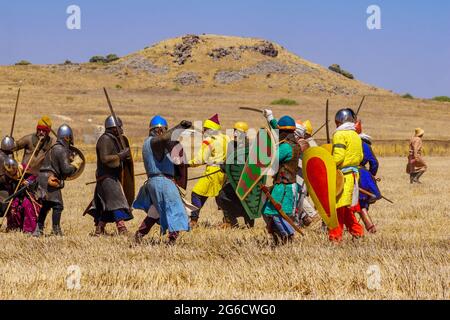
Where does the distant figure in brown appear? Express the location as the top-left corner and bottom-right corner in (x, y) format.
(407, 128), (427, 184)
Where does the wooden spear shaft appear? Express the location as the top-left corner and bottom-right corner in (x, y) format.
(260, 184), (305, 236)
(10, 88), (21, 137)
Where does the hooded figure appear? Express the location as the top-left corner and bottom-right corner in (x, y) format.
(188, 114), (230, 227)
(33, 124), (81, 236)
(263, 110), (302, 245)
(407, 128), (427, 184)
(133, 116), (192, 244)
(14, 116), (55, 176)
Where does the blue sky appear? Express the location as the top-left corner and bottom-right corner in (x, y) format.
(0, 0), (448, 98)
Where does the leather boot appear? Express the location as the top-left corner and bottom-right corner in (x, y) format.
(51, 225), (64, 236)
(414, 171), (424, 183)
(116, 221), (129, 235)
(93, 221), (106, 236)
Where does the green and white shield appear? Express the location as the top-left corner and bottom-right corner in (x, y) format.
(233, 127), (276, 219)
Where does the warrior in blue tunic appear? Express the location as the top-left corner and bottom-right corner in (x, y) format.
(133, 116), (192, 244)
(356, 120), (381, 233)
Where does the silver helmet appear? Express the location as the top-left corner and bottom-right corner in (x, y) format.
(57, 124), (74, 145)
(1, 136), (15, 152)
(3, 157), (18, 174)
(335, 108), (356, 125)
(105, 116), (123, 129)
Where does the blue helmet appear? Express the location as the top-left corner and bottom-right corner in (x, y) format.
(150, 115), (168, 129)
(277, 116), (296, 131)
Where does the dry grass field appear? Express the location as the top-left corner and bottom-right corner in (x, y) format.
(0, 157), (448, 300)
(0, 34), (448, 300)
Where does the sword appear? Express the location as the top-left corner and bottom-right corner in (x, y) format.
(239, 107), (264, 114)
(359, 188), (394, 204)
(187, 169), (222, 181)
(85, 172), (148, 186)
(10, 88), (21, 137)
(260, 184), (305, 236)
(85, 168), (218, 186)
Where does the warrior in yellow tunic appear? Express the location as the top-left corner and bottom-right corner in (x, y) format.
(329, 108), (364, 242)
(189, 114), (230, 226)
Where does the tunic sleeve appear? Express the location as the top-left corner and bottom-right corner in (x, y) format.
(55, 146), (77, 179)
(98, 136), (120, 168)
(189, 139), (212, 167)
(332, 132), (346, 167)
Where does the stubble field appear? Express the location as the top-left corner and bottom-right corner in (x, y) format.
(0, 157), (448, 300)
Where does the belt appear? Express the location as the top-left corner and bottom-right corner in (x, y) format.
(340, 166), (359, 175)
(148, 173), (174, 179)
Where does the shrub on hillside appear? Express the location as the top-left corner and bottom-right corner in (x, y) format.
(402, 93), (414, 99)
(90, 54), (120, 63)
(106, 54), (119, 63)
(15, 60), (31, 66)
(89, 55), (107, 63)
(432, 96), (450, 103)
(328, 64), (354, 79)
(271, 98), (298, 106)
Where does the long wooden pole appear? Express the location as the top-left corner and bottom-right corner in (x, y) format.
(359, 187), (394, 204)
(10, 88), (21, 137)
(260, 184), (305, 236)
(103, 88), (126, 150)
(356, 96), (366, 117)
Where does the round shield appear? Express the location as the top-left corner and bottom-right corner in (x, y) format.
(66, 146), (86, 181)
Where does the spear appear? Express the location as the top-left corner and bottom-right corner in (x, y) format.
(356, 96), (366, 117)
(260, 184), (305, 236)
(10, 88), (21, 137)
(359, 187), (394, 204)
(311, 121), (329, 137)
(104, 88), (127, 151)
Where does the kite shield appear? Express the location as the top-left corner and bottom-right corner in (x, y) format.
(236, 127), (276, 202)
(302, 146), (339, 229)
(120, 135), (135, 207)
(226, 153), (266, 220)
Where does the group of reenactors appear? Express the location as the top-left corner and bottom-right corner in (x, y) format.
(0, 96), (427, 245)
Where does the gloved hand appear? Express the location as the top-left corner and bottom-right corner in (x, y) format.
(71, 154), (84, 170)
(180, 120), (192, 129)
(263, 109), (274, 122)
(118, 147), (131, 160)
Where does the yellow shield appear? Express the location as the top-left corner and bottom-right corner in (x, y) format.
(302, 146), (339, 229)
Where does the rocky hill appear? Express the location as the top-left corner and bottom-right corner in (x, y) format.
(0, 34), (391, 96)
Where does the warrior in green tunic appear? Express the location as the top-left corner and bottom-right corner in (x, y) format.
(262, 110), (301, 244)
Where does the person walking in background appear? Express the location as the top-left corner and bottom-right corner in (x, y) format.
(407, 128), (427, 184)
